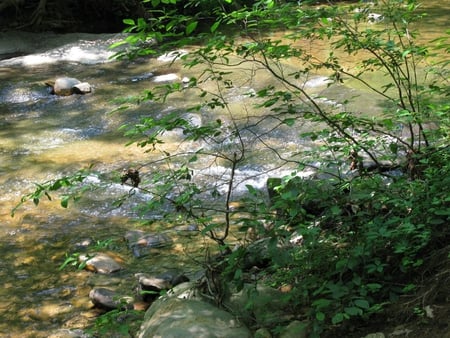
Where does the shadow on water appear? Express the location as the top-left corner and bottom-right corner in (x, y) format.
(0, 32), (222, 336)
(0, 4), (448, 334)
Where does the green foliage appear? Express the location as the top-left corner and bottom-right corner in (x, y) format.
(59, 252), (92, 271)
(255, 151), (449, 335)
(59, 239), (117, 271)
(86, 308), (144, 337)
(11, 166), (93, 216)
(14, 0), (449, 336)
(111, 0), (448, 334)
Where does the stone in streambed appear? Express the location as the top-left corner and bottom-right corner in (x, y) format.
(45, 77), (91, 96)
(136, 270), (190, 301)
(124, 230), (173, 258)
(173, 223), (199, 234)
(137, 297), (252, 338)
(79, 252), (124, 274)
(89, 287), (133, 310)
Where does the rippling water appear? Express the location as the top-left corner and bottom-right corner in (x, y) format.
(0, 2), (448, 334)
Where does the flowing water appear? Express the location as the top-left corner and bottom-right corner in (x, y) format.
(0, 2), (448, 336)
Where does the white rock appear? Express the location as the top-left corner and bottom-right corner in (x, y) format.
(152, 73), (179, 83)
(72, 82), (91, 94)
(368, 13), (384, 23)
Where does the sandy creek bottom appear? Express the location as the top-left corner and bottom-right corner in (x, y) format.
(1, 11), (448, 333)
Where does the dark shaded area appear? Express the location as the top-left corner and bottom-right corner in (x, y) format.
(0, 0), (149, 33)
(0, 51), (26, 60)
(0, 0), (362, 34)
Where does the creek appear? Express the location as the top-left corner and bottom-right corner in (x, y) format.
(0, 2), (448, 336)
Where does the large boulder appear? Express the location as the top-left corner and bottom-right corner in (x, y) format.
(137, 297), (252, 338)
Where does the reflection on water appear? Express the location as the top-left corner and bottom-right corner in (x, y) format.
(0, 2), (448, 335)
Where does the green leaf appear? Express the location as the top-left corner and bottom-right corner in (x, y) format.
(109, 40), (127, 49)
(316, 311), (325, 321)
(344, 306), (362, 316)
(331, 312), (344, 324)
(389, 142), (398, 154)
(61, 196), (70, 208)
(59, 256), (76, 270)
(354, 299), (370, 309)
(312, 298), (332, 309)
(433, 209), (450, 216)
(211, 21), (220, 33)
(402, 50), (411, 58)
(123, 18), (135, 26)
(137, 18), (147, 29)
(283, 118), (296, 126)
(201, 223), (221, 235)
(186, 21), (198, 35)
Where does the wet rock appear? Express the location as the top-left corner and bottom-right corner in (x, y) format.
(279, 320), (309, 338)
(125, 230), (173, 258)
(74, 238), (94, 249)
(87, 273), (124, 287)
(173, 224), (199, 233)
(364, 333), (385, 338)
(254, 328), (272, 338)
(368, 13), (384, 23)
(48, 329), (89, 338)
(80, 252), (124, 274)
(138, 274), (172, 291)
(136, 271), (190, 301)
(34, 285), (76, 298)
(89, 287), (133, 310)
(167, 281), (202, 300)
(137, 297), (252, 338)
(26, 302), (74, 321)
(72, 82), (91, 94)
(45, 77), (91, 96)
(226, 283), (293, 328)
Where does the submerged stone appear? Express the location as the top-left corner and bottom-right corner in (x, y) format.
(125, 230), (173, 258)
(173, 224), (199, 233)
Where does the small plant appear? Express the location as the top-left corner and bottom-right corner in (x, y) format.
(11, 166), (94, 216)
(58, 238), (117, 271)
(86, 308), (144, 337)
(59, 252), (92, 271)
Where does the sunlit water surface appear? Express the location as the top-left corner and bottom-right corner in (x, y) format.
(0, 2), (448, 336)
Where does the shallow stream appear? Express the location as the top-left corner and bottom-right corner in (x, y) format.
(0, 2), (448, 336)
